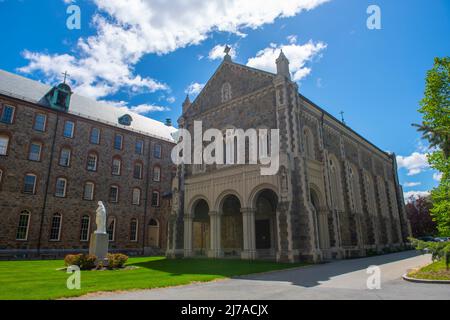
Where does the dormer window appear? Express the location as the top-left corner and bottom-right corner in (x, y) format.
(118, 114), (133, 126)
(45, 83), (72, 112)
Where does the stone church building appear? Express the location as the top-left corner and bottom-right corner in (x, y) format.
(167, 51), (411, 263)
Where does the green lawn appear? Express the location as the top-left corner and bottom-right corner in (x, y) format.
(0, 257), (306, 300)
(408, 259), (450, 281)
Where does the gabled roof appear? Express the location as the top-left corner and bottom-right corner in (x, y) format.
(189, 59), (276, 108)
(0, 69), (177, 143)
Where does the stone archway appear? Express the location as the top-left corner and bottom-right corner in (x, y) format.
(220, 194), (243, 257)
(310, 187), (330, 251)
(192, 199), (210, 256)
(254, 189), (278, 259)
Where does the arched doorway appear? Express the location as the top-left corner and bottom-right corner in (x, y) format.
(220, 195), (243, 257)
(192, 199), (210, 256)
(148, 218), (160, 248)
(310, 188), (330, 250)
(254, 189), (278, 256)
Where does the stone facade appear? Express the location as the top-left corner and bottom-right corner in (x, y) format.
(0, 81), (175, 259)
(167, 52), (412, 263)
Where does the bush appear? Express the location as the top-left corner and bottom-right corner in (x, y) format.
(107, 253), (129, 269)
(409, 237), (450, 271)
(64, 254), (97, 270)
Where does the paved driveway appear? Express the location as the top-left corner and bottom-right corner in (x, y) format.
(79, 251), (450, 300)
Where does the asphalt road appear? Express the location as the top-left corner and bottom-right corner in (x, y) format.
(78, 251), (450, 300)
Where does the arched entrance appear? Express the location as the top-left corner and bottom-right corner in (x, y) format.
(148, 218), (160, 248)
(192, 199), (210, 256)
(254, 189), (278, 257)
(220, 195), (243, 257)
(310, 188), (330, 250)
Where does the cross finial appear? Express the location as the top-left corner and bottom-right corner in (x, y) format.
(224, 45), (231, 55)
(339, 111), (346, 124)
(62, 71), (70, 84)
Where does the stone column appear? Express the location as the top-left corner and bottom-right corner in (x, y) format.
(184, 214), (193, 257)
(208, 211), (223, 258)
(241, 208), (256, 260)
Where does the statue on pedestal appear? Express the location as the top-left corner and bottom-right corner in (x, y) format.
(95, 201), (107, 234)
(90, 201), (109, 262)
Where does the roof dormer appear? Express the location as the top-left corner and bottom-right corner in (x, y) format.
(45, 82), (72, 112)
(118, 114), (133, 126)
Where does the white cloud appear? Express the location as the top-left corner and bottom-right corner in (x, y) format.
(433, 172), (443, 182)
(166, 96), (176, 104)
(19, 0), (329, 100)
(404, 182), (421, 187)
(396, 152), (429, 176)
(185, 82), (205, 96)
(403, 191), (430, 202)
(208, 44), (237, 60)
(102, 100), (170, 115)
(246, 39), (327, 81)
(286, 35), (298, 44)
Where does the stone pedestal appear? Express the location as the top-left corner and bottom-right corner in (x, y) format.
(89, 232), (109, 262)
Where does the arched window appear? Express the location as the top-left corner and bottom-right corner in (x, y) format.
(133, 162), (143, 179)
(28, 141), (43, 162)
(55, 177), (67, 198)
(303, 127), (315, 159)
(86, 152), (98, 171)
(107, 218), (116, 242)
(329, 157), (344, 211)
(364, 172), (377, 215)
(90, 127), (100, 144)
(221, 82), (232, 103)
(83, 182), (95, 201)
(80, 215), (90, 242)
(112, 157), (122, 176)
(153, 144), (162, 159)
(153, 166), (161, 182)
(130, 218), (138, 242)
(151, 190), (160, 207)
(59, 147), (71, 167)
(109, 185), (119, 203)
(349, 165), (362, 213)
(132, 188), (141, 205)
(49, 213), (62, 241)
(0, 134), (9, 156)
(16, 210), (31, 241)
(23, 173), (37, 194)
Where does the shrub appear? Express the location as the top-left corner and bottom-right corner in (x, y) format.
(107, 253), (129, 269)
(64, 254), (97, 270)
(409, 237), (450, 271)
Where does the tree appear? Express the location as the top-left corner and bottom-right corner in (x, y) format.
(415, 57), (450, 236)
(414, 57), (450, 158)
(405, 196), (437, 237)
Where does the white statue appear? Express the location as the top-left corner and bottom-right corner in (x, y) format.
(95, 201), (107, 234)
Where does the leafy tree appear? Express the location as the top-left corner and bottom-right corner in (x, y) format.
(414, 57), (450, 158)
(410, 237), (450, 271)
(415, 57), (450, 236)
(405, 196), (437, 237)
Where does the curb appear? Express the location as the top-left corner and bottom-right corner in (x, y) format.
(402, 273), (450, 284)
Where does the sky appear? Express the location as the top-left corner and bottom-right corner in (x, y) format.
(0, 0), (448, 200)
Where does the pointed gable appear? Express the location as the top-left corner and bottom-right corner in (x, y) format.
(187, 61), (275, 116)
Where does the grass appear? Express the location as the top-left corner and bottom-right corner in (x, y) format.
(0, 257), (306, 300)
(408, 259), (450, 281)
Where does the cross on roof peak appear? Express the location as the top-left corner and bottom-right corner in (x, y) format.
(62, 71), (70, 84)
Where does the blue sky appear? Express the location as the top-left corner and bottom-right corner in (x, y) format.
(0, 0), (448, 198)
